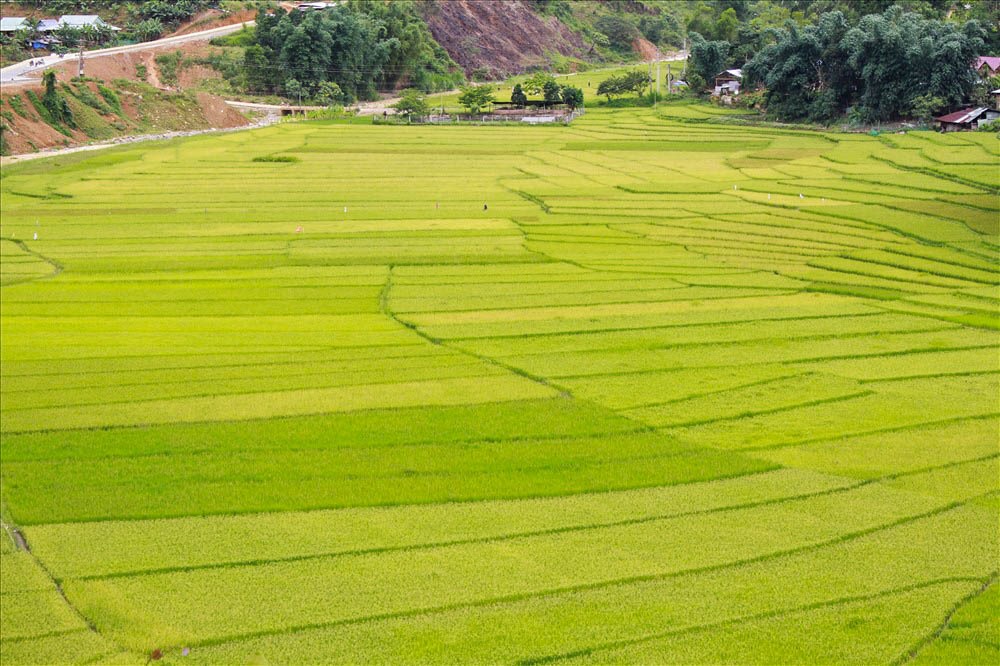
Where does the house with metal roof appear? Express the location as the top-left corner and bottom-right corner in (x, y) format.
(0, 17), (29, 32)
(934, 107), (999, 132)
(57, 15), (119, 31)
(713, 69), (743, 96)
(975, 56), (1000, 78)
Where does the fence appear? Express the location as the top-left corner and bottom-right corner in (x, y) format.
(374, 109), (585, 126)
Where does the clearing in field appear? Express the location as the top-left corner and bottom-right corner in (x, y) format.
(0, 100), (997, 665)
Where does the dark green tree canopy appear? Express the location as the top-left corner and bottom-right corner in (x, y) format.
(244, 3), (462, 103)
(543, 79), (563, 105)
(511, 83), (528, 108)
(458, 84), (496, 113)
(392, 88), (431, 117)
(688, 33), (731, 88)
(744, 5), (985, 123)
(561, 85), (584, 109)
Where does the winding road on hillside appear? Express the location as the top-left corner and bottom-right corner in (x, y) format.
(0, 20), (255, 85)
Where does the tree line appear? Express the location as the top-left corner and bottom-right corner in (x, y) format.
(687, 3), (989, 123)
(241, 1), (463, 103)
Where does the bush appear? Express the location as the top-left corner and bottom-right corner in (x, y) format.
(210, 25), (255, 47)
(97, 84), (123, 115)
(594, 15), (639, 52)
(543, 79), (562, 105)
(392, 89), (430, 117)
(458, 84), (495, 113)
(155, 51), (184, 87)
(315, 81), (345, 107)
(25, 90), (72, 136)
(561, 85), (584, 109)
(511, 84), (527, 108)
(252, 155), (301, 163)
(8, 95), (29, 119)
(69, 82), (114, 115)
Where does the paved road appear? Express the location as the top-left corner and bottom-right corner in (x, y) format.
(0, 20), (254, 84)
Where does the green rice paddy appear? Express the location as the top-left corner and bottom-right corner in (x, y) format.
(0, 98), (997, 664)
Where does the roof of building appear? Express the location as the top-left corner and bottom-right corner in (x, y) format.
(934, 107), (989, 124)
(58, 15), (119, 29)
(976, 56), (1000, 71)
(716, 69), (743, 79)
(38, 19), (60, 31)
(0, 17), (27, 31)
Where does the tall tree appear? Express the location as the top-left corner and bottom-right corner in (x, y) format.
(458, 84), (495, 113)
(688, 33), (731, 89)
(511, 83), (528, 108)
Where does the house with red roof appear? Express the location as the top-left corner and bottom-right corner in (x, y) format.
(934, 106), (999, 132)
(975, 56), (1000, 78)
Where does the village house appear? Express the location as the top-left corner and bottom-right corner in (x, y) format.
(934, 106), (1000, 132)
(56, 15), (120, 32)
(0, 14), (118, 34)
(975, 56), (1000, 79)
(713, 69), (742, 96)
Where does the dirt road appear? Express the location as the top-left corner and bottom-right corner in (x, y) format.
(0, 21), (254, 85)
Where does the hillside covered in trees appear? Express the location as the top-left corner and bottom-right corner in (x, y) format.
(682, 1), (996, 123)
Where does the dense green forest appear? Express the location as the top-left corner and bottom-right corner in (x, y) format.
(677, 1), (995, 122)
(241, 1), (463, 101)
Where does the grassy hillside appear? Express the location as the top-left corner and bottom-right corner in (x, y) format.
(0, 78), (248, 156)
(0, 100), (997, 664)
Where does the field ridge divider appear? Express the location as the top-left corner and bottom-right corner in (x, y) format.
(891, 571), (999, 665)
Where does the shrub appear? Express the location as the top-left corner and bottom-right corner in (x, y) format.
(97, 84), (123, 115)
(252, 155), (300, 163)
(315, 81), (345, 107)
(561, 85), (584, 109)
(8, 95), (29, 118)
(511, 84), (527, 108)
(210, 25), (255, 47)
(458, 84), (496, 113)
(155, 51), (184, 87)
(392, 89), (430, 117)
(70, 83), (114, 115)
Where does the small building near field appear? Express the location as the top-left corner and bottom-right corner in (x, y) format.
(57, 15), (119, 31)
(0, 17), (28, 33)
(975, 56), (1000, 78)
(934, 106), (1000, 131)
(0, 14), (118, 35)
(713, 69), (742, 96)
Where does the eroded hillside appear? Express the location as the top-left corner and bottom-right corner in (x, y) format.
(421, 0), (591, 77)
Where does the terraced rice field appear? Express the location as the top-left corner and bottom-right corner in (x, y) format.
(0, 100), (997, 665)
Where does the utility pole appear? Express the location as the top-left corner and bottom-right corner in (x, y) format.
(656, 50), (661, 108)
(682, 36), (687, 78)
(77, 44), (84, 78)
